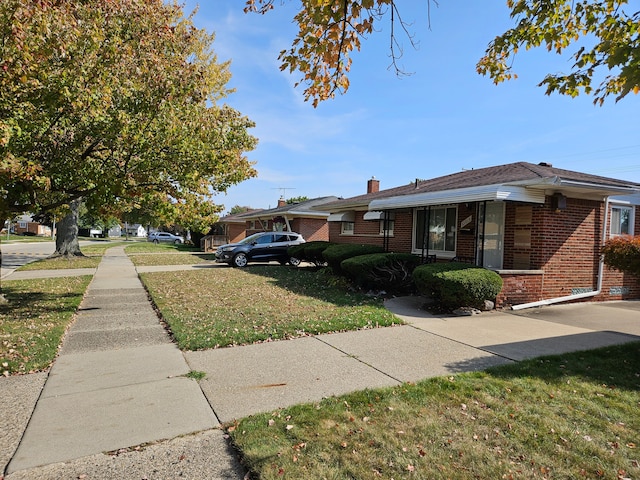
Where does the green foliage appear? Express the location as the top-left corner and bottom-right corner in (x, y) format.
(0, 0), (257, 225)
(287, 241), (334, 265)
(602, 235), (640, 276)
(229, 205), (252, 215)
(413, 262), (503, 310)
(322, 243), (384, 275)
(286, 196), (310, 204)
(478, 0), (640, 104)
(247, 0), (639, 105)
(341, 252), (421, 292)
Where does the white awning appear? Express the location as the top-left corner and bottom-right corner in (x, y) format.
(363, 211), (395, 221)
(328, 211), (355, 222)
(369, 184), (546, 210)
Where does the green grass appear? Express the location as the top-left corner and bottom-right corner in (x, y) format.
(0, 276), (92, 375)
(15, 242), (128, 271)
(124, 242), (200, 254)
(0, 234), (53, 242)
(230, 342), (640, 480)
(128, 252), (216, 266)
(140, 266), (401, 350)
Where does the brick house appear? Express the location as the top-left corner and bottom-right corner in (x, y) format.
(11, 214), (52, 236)
(236, 196), (339, 241)
(314, 164), (640, 309)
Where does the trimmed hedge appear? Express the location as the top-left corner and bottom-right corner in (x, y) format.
(413, 262), (503, 310)
(322, 243), (384, 275)
(287, 241), (335, 265)
(341, 253), (421, 292)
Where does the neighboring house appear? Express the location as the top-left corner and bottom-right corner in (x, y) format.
(12, 214), (52, 236)
(214, 209), (265, 247)
(108, 225), (122, 238)
(123, 223), (147, 238)
(237, 196), (340, 241)
(314, 164), (640, 308)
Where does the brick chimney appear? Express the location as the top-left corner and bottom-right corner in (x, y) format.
(367, 177), (380, 194)
(277, 197), (287, 207)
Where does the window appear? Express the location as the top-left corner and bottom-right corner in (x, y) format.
(255, 234), (274, 244)
(379, 220), (394, 236)
(341, 221), (354, 235)
(413, 207), (457, 255)
(610, 205), (634, 236)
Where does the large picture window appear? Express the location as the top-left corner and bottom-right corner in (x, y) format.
(413, 207), (457, 255)
(610, 205), (634, 236)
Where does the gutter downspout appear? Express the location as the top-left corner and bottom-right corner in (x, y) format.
(511, 196), (610, 311)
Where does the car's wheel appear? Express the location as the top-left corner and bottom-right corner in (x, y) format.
(232, 252), (248, 268)
(174, 239), (180, 245)
(153, 239), (159, 244)
(288, 257), (301, 267)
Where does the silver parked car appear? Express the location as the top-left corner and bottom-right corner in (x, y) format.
(147, 231), (184, 244)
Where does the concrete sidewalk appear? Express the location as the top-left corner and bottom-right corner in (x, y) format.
(4, 247), (241, 479)
(3, 248), (639, 479)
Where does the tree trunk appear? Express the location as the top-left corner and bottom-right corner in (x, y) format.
(53, 199), (85, 257)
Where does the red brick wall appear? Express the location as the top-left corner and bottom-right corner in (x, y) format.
(496, 273), (544, 307)
(227, 224), (246, 244)
(327, 210), (414, 252)
(292, 218), (329, 241)
(498, 197), (640, 306)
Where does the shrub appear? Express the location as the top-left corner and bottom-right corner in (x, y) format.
(602, 235), (640, 277)
(413, 262), (503, 310)
(341, 253), (421, 292)
(322, 243), (384, 275)
(287, 243), (307, 260)
(287, 241), (335, 265)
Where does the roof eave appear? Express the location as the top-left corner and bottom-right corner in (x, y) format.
(369, 184), (546, 210)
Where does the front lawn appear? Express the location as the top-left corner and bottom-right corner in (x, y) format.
(231, 342), (640, 479)
(16, 241), (129, 270)
(140, 266), (401, 350)
(0, 276), (92, 375)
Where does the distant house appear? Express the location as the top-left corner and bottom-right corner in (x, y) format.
(237, 196), (339, 241)
(123, 223), (147, 238)
(11, 214), (52, 236)
(216, 209), (265, 245)
(107, 225), (122, 238)
(314, 164), (640, 308)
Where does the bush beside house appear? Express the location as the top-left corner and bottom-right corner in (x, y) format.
(602, 236), (640, 277)
(322, 244), (384, 275)
(288, 241), (335, 265)
(341, 252), (421, 293)
(413, 262), (503, 311)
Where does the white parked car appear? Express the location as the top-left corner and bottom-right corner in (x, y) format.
(147, 231), (184, 244)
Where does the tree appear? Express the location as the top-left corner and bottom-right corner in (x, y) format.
(245, 0), (640, 106)
(229, 205), (252, 214)
(286, 196), (310, 204)
(1, 0), (257, 256)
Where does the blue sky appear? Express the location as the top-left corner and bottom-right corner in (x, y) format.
(184, 1), (639, 214)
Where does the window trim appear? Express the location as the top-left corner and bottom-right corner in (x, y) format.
(610, 204), (635, 237)
(379, 219), (394, 236)
(341, 221), (355, 235)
